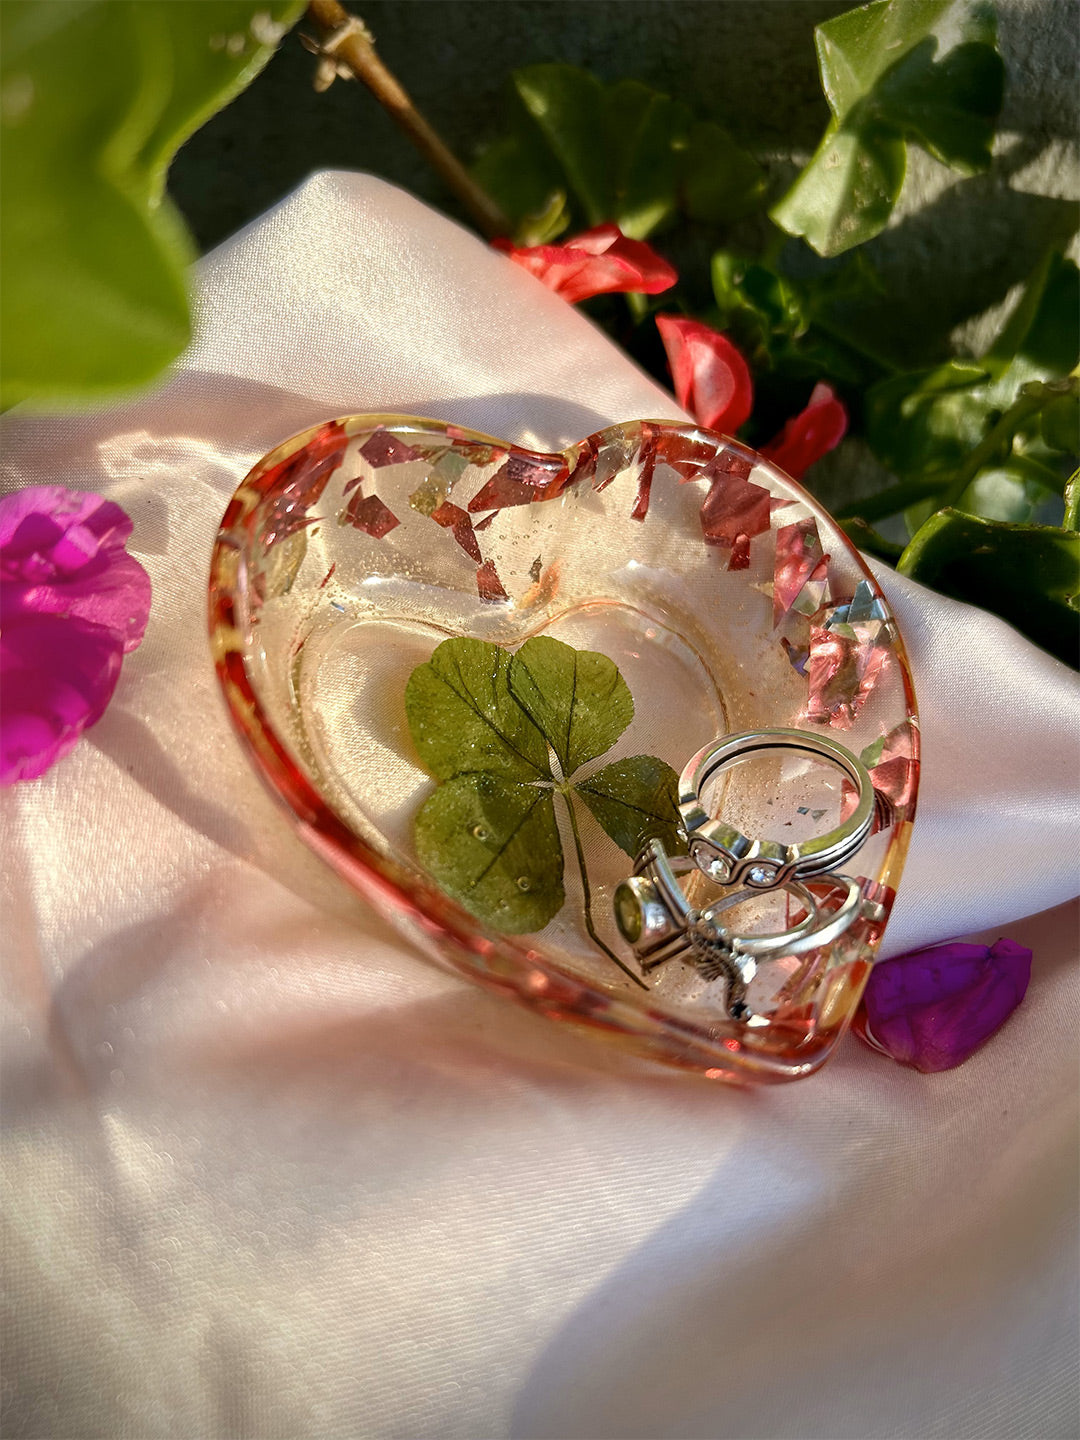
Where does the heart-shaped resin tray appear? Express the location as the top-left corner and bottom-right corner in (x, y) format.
(209, 415), (918, 1082)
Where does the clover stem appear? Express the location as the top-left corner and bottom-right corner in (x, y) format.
(562, 789), (648, 990)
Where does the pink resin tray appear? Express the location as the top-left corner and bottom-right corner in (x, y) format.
(209, 415), (918, 1082)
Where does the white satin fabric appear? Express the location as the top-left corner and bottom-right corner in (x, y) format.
(2, 173), (1078, 1440)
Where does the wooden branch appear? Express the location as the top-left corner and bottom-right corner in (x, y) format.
(305, 0), (510, 238)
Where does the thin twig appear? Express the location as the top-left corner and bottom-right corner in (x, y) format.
(305, 0), (509, 238)
(563, 790), (648, 990)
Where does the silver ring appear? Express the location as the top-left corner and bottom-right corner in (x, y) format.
(613, 839), (867, 1020)
(678, 728), (874, 889)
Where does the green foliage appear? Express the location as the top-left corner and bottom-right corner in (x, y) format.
(0, 0), (302, 407)
(405, 636), (681, 970)
(710, 249), (887, 391)
(472, 63), (765, 244)
(771, 0), (1005, 256)
(899, 510), (1080, 665)
(853, 257), (1080, 529)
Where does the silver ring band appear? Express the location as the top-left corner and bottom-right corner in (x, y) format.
(613, 838), (868, 1019)
(678, 728), (874, 889)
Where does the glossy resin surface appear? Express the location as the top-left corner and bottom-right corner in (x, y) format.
(209, 416), (918, 1081)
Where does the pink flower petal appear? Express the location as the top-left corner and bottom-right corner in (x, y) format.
(655, 316), (753, 433)
(858, 938), (1032, 1072)
(494, 224), (677, 304)
(762, 383), (848, 479)
(1, 485), (151, 786)
(0, 614), (122, 784)
(0, 487), (151, 653)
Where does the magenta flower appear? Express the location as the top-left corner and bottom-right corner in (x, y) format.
(856, 938), (1032, 1073)
(1, 486), (151, 784)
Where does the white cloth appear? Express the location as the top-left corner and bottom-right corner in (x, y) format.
(2, 173), (1077, 1440)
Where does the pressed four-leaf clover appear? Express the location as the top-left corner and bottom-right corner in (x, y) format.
(405, 635), (684, 981)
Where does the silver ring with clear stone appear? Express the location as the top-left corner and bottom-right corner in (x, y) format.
(678, 728), (874, 890)
(613, 838), (868, 1019)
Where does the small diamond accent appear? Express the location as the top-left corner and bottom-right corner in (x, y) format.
(748, 864), (775, 886)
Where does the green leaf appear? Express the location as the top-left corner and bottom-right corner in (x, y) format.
(472, 129), (569, 245)
(476, 63), (765, 243)
(1042, 391), (1080, 457)
(508, 635), (634, 777)
(955, 463), (1057, 523)
(771, 118), (906, 258)
(576, 756), (686, 859)
(414, 774), (564, 933)
(514, 64), (613, 227)
(405, 637), (551, 782)
(986, 252), (1080, 398)
(899, 508), (1080, 666)
(604, 79), (689, 238)
(679, 120), (767, 226)
(865, 359), (993, 481)
(771, 0), (1004, 256)
(0, 0), (301, 407)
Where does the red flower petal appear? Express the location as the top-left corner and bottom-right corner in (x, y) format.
(655, 316), (753, 433)
(494, 224), (677, 305)
(762, 383), (848, 480)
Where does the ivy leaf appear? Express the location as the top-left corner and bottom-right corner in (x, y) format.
(899, 508), (1080, 666)
(508, 635), (633, 776)
(0, 0), (302, 407)
(771, 0), (1004, 256)
(576, 756), (686, 858)
(405, 637), (550, 782)
(985, 251), (1080, 399)
(414, 774), (564, 933)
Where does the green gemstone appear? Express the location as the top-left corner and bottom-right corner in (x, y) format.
(614, 882), (643, 944)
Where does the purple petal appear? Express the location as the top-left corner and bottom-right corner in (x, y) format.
(0, 488), (151, 784)
(861, 939), (1032, 1072)
(0, 616), (122, 784)
(0, 488), (151, 652)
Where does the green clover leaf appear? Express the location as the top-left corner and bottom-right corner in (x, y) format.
(404, 637), (550, 782)
(414, 774), (564, 934)
(506, 634), (633, 778)
(405, 636), (683, 982)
